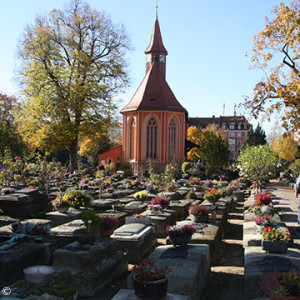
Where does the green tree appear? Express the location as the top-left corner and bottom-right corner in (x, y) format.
(16, 0), (130, 172)
(187, 126), (229, 177)
(241, 124), (266, 150)
(244, 1), (300, 130)
(237, 145), (279, 191)
(0, 93), (26, 156)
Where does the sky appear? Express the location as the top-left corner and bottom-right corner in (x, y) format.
(0, 0), (292, 135)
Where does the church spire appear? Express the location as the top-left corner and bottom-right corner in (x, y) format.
(145, 9), (168, 77)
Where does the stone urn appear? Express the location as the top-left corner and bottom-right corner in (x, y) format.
(262, 240), (288, 253)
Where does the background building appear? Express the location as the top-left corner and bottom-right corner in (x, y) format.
(189, 115), (250, 161)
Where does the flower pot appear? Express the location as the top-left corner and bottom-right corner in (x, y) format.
(56, 206), (69, 213)
(262, 240), (288, 253)
(191, 214), (209, 223)
(170, 234), (192, 246)
(133, 275), (168, 300)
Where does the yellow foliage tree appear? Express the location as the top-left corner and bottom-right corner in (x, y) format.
(270, 133), (298, 161)
(245, 1), (300, 130)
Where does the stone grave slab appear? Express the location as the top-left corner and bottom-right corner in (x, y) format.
(0, 242), (51, 287)
(45, 209), (83, 227)
(127, 245), (210, 300)
(111, 289), (188, 300)
(168, 200), (191, 221)
(232, 190), (245, 202)
(53, 239), (127, 298)
(141, 209), (176, 237)
(124, 201), (148, 215)
(159, 191), (181, 201)
(111, 223), (156, 264)
(91, 199), (119, 211)
(0, 189), (48, 217)
(244, 246), (300, 300)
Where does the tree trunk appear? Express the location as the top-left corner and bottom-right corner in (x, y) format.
(69, 139), (78, 173)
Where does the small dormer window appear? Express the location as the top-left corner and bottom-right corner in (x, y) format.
(229, 124), (235, 130)
(159, 55), (166, 63)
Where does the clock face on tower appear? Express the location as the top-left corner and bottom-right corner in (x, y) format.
(159, 55), (166, 63)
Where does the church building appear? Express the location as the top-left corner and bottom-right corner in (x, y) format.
(98, 15), (188, 175)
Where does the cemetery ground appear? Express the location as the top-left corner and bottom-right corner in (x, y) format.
(0, 170), (299, 300)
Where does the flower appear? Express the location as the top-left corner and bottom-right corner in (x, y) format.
(259, 270), (300, 297)
(150, 197), (170, 207)
(188, 178), (200, 185)
(52, 195), (70, 209)
(63, 190), (92, 208)
(188, 205), (210, 216)
(253, 214), (272, 226)
(131, 260), (172, 282)
(203, 188), (222, 203)
(166, 222), (196, 237)
(262, 227), (290, 241)
(147, 204), (162, 211)
(134, 191), (149, 200)
(255, 193), (272, 205)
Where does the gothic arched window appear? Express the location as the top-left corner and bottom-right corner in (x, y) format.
(168, 118), (176, 160)
(129, 118), (135, 159)
(146, 118), (157, 159)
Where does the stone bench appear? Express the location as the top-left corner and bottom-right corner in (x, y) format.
(53, 239), (127, 298)
(110, 223), (156, 264)
(127, 244), (210, 300)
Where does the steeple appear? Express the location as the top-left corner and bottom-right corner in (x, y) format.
(145, 13), (168, 78)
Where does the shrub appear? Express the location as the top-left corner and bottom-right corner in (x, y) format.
(189, 205), (210, 216)
(182, 162), (192, 173)
(81, 210), (102, 231)
(101, 216), (119, 231)
(150, 197), (170, 207)
(255, 193), (272, 205)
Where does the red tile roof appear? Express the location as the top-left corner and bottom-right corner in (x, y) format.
(121, 63), (186, 113)
(145, 19), (168, 55)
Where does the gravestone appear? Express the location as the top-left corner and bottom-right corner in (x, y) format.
(0, 189), (48, 217)
(124, 201), (148, 215)
(111, 223), (156, 264)
(53, 239), (127, 298)
(91, 199), (119, 211)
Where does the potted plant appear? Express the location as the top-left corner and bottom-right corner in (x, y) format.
(52, 195), (70, 213)
(253, 214), (273, 232)
(203, 188), (222, 204)
(188, 178), (200, 186)
(131, 260), (172, 299)
(150, 197), (170, 209)
(133, 190), (149, 201)
(100, 216), (119, 237)
(147, 204), (162, 213)
(262, 227), (290, 253)
(259, 270), (300, 299)
(188, 205), (210, 223)
(255, 193), (272, 206)
(166, 222), (196, 246)
(63, 190), (92, 208)
(76, 210), (102, 244)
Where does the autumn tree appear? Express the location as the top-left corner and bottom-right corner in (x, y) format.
(245, 1), (300, 130)
(241, 124), (266, 151)
(187, 126), (229, 177)
(271, 133), (298, 161)
(16, 0), (130, 172)
(0, 93), (25, 156)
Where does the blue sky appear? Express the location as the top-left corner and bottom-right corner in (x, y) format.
(0, 0), (291, 134)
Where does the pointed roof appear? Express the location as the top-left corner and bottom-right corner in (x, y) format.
(121, 63), (186, 113)
(145, 19), (168, 55)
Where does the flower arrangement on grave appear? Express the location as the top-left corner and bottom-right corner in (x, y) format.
(166, 222), (196, 238)
(52, 194), (70, 212)
(259, 270), (300, 298)
(147, 204), (162, 211)
(188, 178), (200, 185)
(262, 227), (290, 242)
(248, 204), (263, 216)
(166, 183), (175, 192)
(63, 190), (92, 208)
(133, 190), (149, 201)
(260, 204), (275, 216)
(131, 260), (172, 282)
(188, 205), (210, 216)
(253, 214), (272, 226)
(150, 197), (170, 208)
(27, 178), (40, 187)
(203, 188), (222, 203)
(130, 180), (141, 189)
(80, 178), (90, 185)
(0, 187), (15, 195)
(255, 193), (272, 206)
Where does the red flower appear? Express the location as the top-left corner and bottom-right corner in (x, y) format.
(14, 156), (19, 160)
(11, 162), (15, 165)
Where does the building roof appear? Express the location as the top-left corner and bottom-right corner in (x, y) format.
(189, 115), (250, 128)
(121, 62), (186, 113)
(144, 19), (168, 55)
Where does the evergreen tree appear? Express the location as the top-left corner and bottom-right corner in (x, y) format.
(241, 124), (266, 150)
